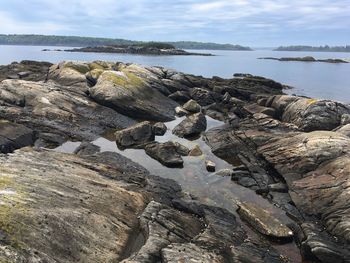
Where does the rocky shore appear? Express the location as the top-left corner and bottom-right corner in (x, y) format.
(0, 59), (350, 262)
(259, 56), (349, 63)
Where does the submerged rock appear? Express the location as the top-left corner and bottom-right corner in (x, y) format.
(237, 202), (293, 240)
(173, 112), (207, 138)
(115, 121), (155, 149)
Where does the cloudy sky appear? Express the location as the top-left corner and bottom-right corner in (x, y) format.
(1, 0), (349, 46)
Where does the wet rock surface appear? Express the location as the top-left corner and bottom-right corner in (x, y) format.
(1, 60), (349, 262)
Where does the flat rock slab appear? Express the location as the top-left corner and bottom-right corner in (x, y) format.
(0, 119), (35, 153)
(237, 202), (293, 240)
(0, 148), (148, 262)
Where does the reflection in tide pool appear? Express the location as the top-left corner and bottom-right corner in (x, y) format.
(54, 116), (301, 262)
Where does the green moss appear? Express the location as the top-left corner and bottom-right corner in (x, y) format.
(63, 62), (90, 74)
(0, 174), (28, 250)
(88, 62), (106, 71)
(103, 71), (145, 88)
(306, 98), (318, 105)
(88, 69), (104, 80)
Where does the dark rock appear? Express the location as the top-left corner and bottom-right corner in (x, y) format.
(115, 121), (155, 149)
(205, 160), (216, 172)
(173, 113), (207, 138)
(168, 91), (191, 103)
(144, 141), (185, 167)
(0, 120), (35, 153)
(190, 88), (220, 106)
(153, 122), (167, 136)
(268, 183), (288, 193)
(237, 177), (257, 188)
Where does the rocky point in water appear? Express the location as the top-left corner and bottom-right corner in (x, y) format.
(56, 43), (214, 56)
(0, 59), (349, 262)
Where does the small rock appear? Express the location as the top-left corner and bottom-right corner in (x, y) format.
(182, 99), (201, 113)
(173, 142), (190, 156)
(237, 202), (294, 240)
(153, 122), (167, 136)
(115, 121), (154, 149)
(205, 160), (216, 172)
(215, 169), (233, 177)
(175, 106), (189, 117)
(188, 145), (203, 156)
(144, 141), (184, 168)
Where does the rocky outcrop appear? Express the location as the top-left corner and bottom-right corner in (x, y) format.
(0, 60), (52, 82)
(182, 99), (201, 113)
(173, 113), (207, 138)
(0, 79), (135, 143)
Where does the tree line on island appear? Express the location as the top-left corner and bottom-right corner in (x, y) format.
(275, 45), (350, 52)
(0, 34), (252, 51)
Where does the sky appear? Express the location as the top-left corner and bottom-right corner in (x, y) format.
(1, 0), (350, 46)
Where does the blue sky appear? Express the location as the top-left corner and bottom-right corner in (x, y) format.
(1, 0), (349, 46)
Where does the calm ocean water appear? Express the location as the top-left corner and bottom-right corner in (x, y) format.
(1, 45), (349, 102)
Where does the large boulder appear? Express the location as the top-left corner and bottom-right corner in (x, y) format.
(115, 121), (155, 149)
(173, 113), (207, 138)
(89, 70), (178, 121)
(265, 95), (350, 131)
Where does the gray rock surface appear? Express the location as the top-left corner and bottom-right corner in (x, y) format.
(115, 121), (155, 149)
(173, 112), (207, 138)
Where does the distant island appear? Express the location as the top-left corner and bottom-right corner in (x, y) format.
(259, 56), (348, 63)
(49, 43), (214, 56)
(0, 34), (252, 51)
(274, 45), (350, 52)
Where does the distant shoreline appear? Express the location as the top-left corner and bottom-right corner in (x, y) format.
(274, 45), (350, 52)
(0, 34), (252, 51)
